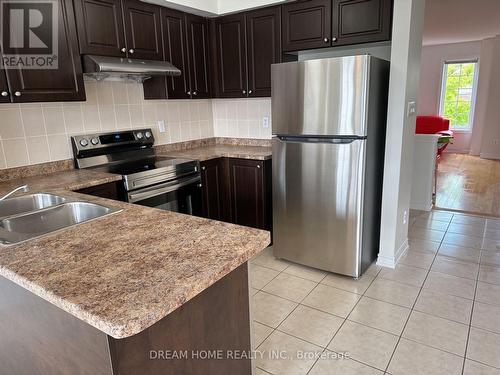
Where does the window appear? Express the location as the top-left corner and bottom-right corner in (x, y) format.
(439, 60), (479, 131)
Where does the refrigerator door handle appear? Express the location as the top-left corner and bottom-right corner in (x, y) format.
(276, 136), (365, 144)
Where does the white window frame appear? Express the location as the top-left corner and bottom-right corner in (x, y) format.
(439, 59), (480, 133)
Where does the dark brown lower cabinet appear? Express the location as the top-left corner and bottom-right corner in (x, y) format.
(75, 182), (120, 200)
(201, 158), (271, 231)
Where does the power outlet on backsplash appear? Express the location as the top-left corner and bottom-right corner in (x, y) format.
(262, 117), (270, 129)
(157, 120), (166, 133)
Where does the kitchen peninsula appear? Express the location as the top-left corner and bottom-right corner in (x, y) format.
(0, 169), (270, 375)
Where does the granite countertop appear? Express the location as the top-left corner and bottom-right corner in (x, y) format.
(157, 144), (272, 161)
(0, 172), (270, 339)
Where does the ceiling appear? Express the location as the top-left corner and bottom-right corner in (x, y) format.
(423, 0), (500, 45)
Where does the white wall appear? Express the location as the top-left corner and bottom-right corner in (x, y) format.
(417, 41), (481, 153)
(378, 0), (426, 268)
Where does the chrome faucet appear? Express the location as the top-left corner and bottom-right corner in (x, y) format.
(0, 185), (29, 201)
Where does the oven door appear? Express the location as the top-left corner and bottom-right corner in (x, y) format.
(127, 174), (202, 216)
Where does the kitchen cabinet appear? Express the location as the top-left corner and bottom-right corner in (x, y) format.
(76, 182), (120, 200)
(200, 158), (227, 221)
(2, 0), (85, 102)
(143, 10), (211, 100)
(282, 0), (332, 52)
(73, 0), (162, 60)
(213, 7), (281, 98)
(228, 158), (271, 230)
(332, 0), (392, 46)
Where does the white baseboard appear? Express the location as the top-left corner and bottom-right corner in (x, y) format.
(376, 239), (409, 269)
(410, 201), (433, 211)
(480, 153), (500, 160)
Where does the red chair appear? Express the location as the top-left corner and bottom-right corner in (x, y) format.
(416, 116), (454, 156)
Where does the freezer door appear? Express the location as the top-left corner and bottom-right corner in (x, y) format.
(272, 55), (370, 137)
(272, 137), (366, 277)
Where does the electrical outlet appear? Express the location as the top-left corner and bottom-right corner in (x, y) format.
(262, 117), (269, 129)
(403, 209), (408, 225)
(157, 120), (166, 133)
(492, 139), (499, 145)
(407, 101), (416, 118)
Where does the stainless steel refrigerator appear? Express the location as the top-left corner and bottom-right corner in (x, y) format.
(272, 55), (390, 278)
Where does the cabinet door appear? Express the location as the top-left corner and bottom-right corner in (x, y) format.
(282, 0), (332, 52)
(122, 0), (163, 60)
(4, 0), (85, 102)
(76, 182), (120, 200)
(246, 6), (281, 98)
(162, 8), (190, 99)
(332, 0), (392, 46)
(229, 159), (266, 229)
(0, 69), (9, 103)
(214, 14), (247, 98)
(186, 14), (211, 99)
(200, 159), (225, 220)
(73, 0), (126, 57)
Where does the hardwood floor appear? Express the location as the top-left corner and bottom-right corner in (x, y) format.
(436, 153), (500, 217)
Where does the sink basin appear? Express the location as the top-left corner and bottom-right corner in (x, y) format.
(0, 202), (120, 245)
(0, 193), (66, 218)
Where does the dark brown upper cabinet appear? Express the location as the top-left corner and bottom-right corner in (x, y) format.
(332, 0), (392, 46)
(246, 7), (281, 97)
(213, 7), (281, 98)
(73, 0), (126, 57)
(74, 0), (162, 60)
(282, 0), (332, 52)
(122, 0), (163, 60)
(0, 69), (9, 103)
(186, 14), (211, 99)
(143, 10), (211, 100)
(214, 14), (247, 98)
(3, 0), (85, 102)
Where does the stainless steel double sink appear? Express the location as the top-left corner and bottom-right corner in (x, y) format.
(0, 193), (120, 245)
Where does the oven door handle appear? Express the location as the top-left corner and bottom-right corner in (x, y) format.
(128, 175), (201, 203)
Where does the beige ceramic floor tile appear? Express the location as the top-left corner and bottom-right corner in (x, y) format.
(485, 229), (500, 241)
(438, 243), (481, 263)
(472, 302), (500, 334)
(463, 359), (500, 375)
(328, 320), (398, 370)
(479, 265), (500, 285)
(252, 291), (298, 328)
(481, 251), (500, 267)
(408, 238), (441, 254)
(364, 263), (382, 276)
(252, 288), (260, 296)
(255, 330), (322, 375)
(255, 368), (272, 375)
(409, 227), (446, 242)
(442, 232), (483, 249)
(263, 273), (317, 303)
(421, 210), (454, 222)
(252, 321), (274, 349)
(365, 278), (420, 308)
(283, 263), (328, 282)
(486, 219), (500, 230)
(403, 311), (468, 356)
(378, 264), (428, 287)
(302, 284), (360, 318)
(309, 354), (383, 375)
(387, 338), (463, 375)
(447, 222), (486, 237)
(476, 282), (500, 307)
(399, 251), (435, 269)
(413, 217), (450, 231)
(250, 264), (280, 289)
(414, 289), (473, 324)
(348, 297), (411, 335)
(467, 327), (500, 369)
(431, 256), (479, 280)
(451, 214), (486, 227)
(482, 238), (500, 252)
(423, 271), (476, 299)
(252, 247), (290, 271)
(321, 273), (374, 294)
(278, 305), (344, 347)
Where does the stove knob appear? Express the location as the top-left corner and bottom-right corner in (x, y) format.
(136, 132), (144, 139)
(79, 139), (89, 147)
(90, 137), (99, 145)
(145, 131), (152, 139)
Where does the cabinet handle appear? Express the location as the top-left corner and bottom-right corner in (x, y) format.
(332, 37), (338, 42)
(121, 47), (126, 53)
(242, 90), (246, 94)
(248, 90), (253, 94)
(14, 91), (21, 97)
(201, 166), (206, 170)
(193, 91), (198, 96)
(129, 49), (134, 54)
(257, 165), (261, 169)
(1, 91), (8, 97)
(187, 91), (191, 95)
(324, 37), (329, 43)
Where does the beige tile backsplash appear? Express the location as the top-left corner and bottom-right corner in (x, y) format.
(0, 81), (271, 169)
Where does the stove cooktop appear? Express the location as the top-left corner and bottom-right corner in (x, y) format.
(94, 156), (196, 176)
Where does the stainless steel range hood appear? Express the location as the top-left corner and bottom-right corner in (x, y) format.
(83, 55), (181, 83)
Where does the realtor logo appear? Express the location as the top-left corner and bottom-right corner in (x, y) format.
(1, 0), (58, 69)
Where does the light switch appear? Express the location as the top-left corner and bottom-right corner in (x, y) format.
(262, 117), (269, 129)
(407, 101), (416, 117)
